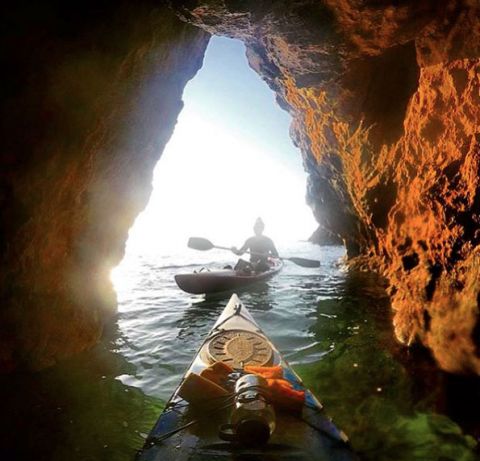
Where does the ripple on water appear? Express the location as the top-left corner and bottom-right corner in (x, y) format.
(111, 243), (478, 460)
(2, 244), (476, 461)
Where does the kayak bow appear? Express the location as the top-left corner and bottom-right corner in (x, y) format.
(137, 294), (357, 461)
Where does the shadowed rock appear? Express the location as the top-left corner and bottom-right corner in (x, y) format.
(0, 1), (209, 371)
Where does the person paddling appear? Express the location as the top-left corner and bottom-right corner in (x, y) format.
(232, 218), (279, 273)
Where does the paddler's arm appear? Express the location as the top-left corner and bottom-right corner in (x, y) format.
(269, 238), (279, 258)
(231, 239), (250, 256)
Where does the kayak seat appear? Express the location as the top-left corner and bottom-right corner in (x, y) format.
(234, 259), (253, 274)
(194, 267), (211, 273)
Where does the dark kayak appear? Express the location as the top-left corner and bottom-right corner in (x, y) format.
(136, 294), (357, 461)
(174, 258), (283, 294)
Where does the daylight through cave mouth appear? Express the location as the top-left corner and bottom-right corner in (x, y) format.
(118, 36), (317, 261)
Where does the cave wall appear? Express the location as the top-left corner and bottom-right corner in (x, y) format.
(172, 0), (480, 374)
(2, 0), (480, 375)
(0, 1), (210, 371)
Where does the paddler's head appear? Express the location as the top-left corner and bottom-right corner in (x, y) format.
(253, 217), (265, 236)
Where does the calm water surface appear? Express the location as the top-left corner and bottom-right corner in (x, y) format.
(1, 244), (478, 461)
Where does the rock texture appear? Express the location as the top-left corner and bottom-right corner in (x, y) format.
(309, 226), (343, 246)
(2, 0), (480, 375)
(171, 0), (480, 374)
(0, 2), (209, 371)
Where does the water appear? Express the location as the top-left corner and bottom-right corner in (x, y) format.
(0, 244), (478, 461)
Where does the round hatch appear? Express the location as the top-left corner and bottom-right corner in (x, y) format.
(205, 330), (273, 369)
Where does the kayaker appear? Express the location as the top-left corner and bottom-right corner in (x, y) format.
(232, 218), (279, 272)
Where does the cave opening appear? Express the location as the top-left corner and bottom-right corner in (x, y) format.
(112, 35), (317, 286)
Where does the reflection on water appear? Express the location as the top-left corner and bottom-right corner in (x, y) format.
(0, 244), (478, 460)
(295, 271), (478, 461)
(197, 282), (276, 311)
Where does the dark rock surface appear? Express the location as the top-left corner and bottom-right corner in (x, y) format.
(309, 226), (343, 246)
(0, 2), (209, 371)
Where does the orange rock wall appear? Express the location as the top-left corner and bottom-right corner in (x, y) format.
(385, 58), (480, 373)
(174, 0), (480, 373)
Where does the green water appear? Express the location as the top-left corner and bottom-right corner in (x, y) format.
(0, 245), (477, 460)
(294, 271), (478, 461)
(0, 338), (163, 461)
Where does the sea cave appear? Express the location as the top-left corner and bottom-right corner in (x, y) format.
(1, 1), (480, 459)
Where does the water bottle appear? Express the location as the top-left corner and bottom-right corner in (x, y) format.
(219, 374), (276, 447)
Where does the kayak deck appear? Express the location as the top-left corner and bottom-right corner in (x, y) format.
(174, 259), (283, 295)
(137, 294), (357, 461)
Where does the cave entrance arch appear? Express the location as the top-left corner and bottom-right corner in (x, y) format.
(110, 35), (320, 393)
(113, 36), (317, 269)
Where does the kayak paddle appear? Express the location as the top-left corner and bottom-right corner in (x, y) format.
(187, 237), (320, 268)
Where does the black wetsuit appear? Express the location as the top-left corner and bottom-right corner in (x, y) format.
(238, 235), (279, 263)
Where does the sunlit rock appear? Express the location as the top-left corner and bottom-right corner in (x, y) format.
(172, 0), (480, 374)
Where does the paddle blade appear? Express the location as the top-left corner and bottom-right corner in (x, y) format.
(187, 237), (214, 251)
(287, 257), (320, 268)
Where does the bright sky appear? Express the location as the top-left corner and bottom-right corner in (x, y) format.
(125, 36), (317, 255)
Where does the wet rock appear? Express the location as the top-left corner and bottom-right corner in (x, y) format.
(309, 226), (343, 246)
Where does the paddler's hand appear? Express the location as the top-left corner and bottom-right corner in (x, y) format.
(231, 246), (240, 255)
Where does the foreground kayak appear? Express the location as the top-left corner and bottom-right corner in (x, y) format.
(174, 258), (283, 294)
(136, 294), (357, 461)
